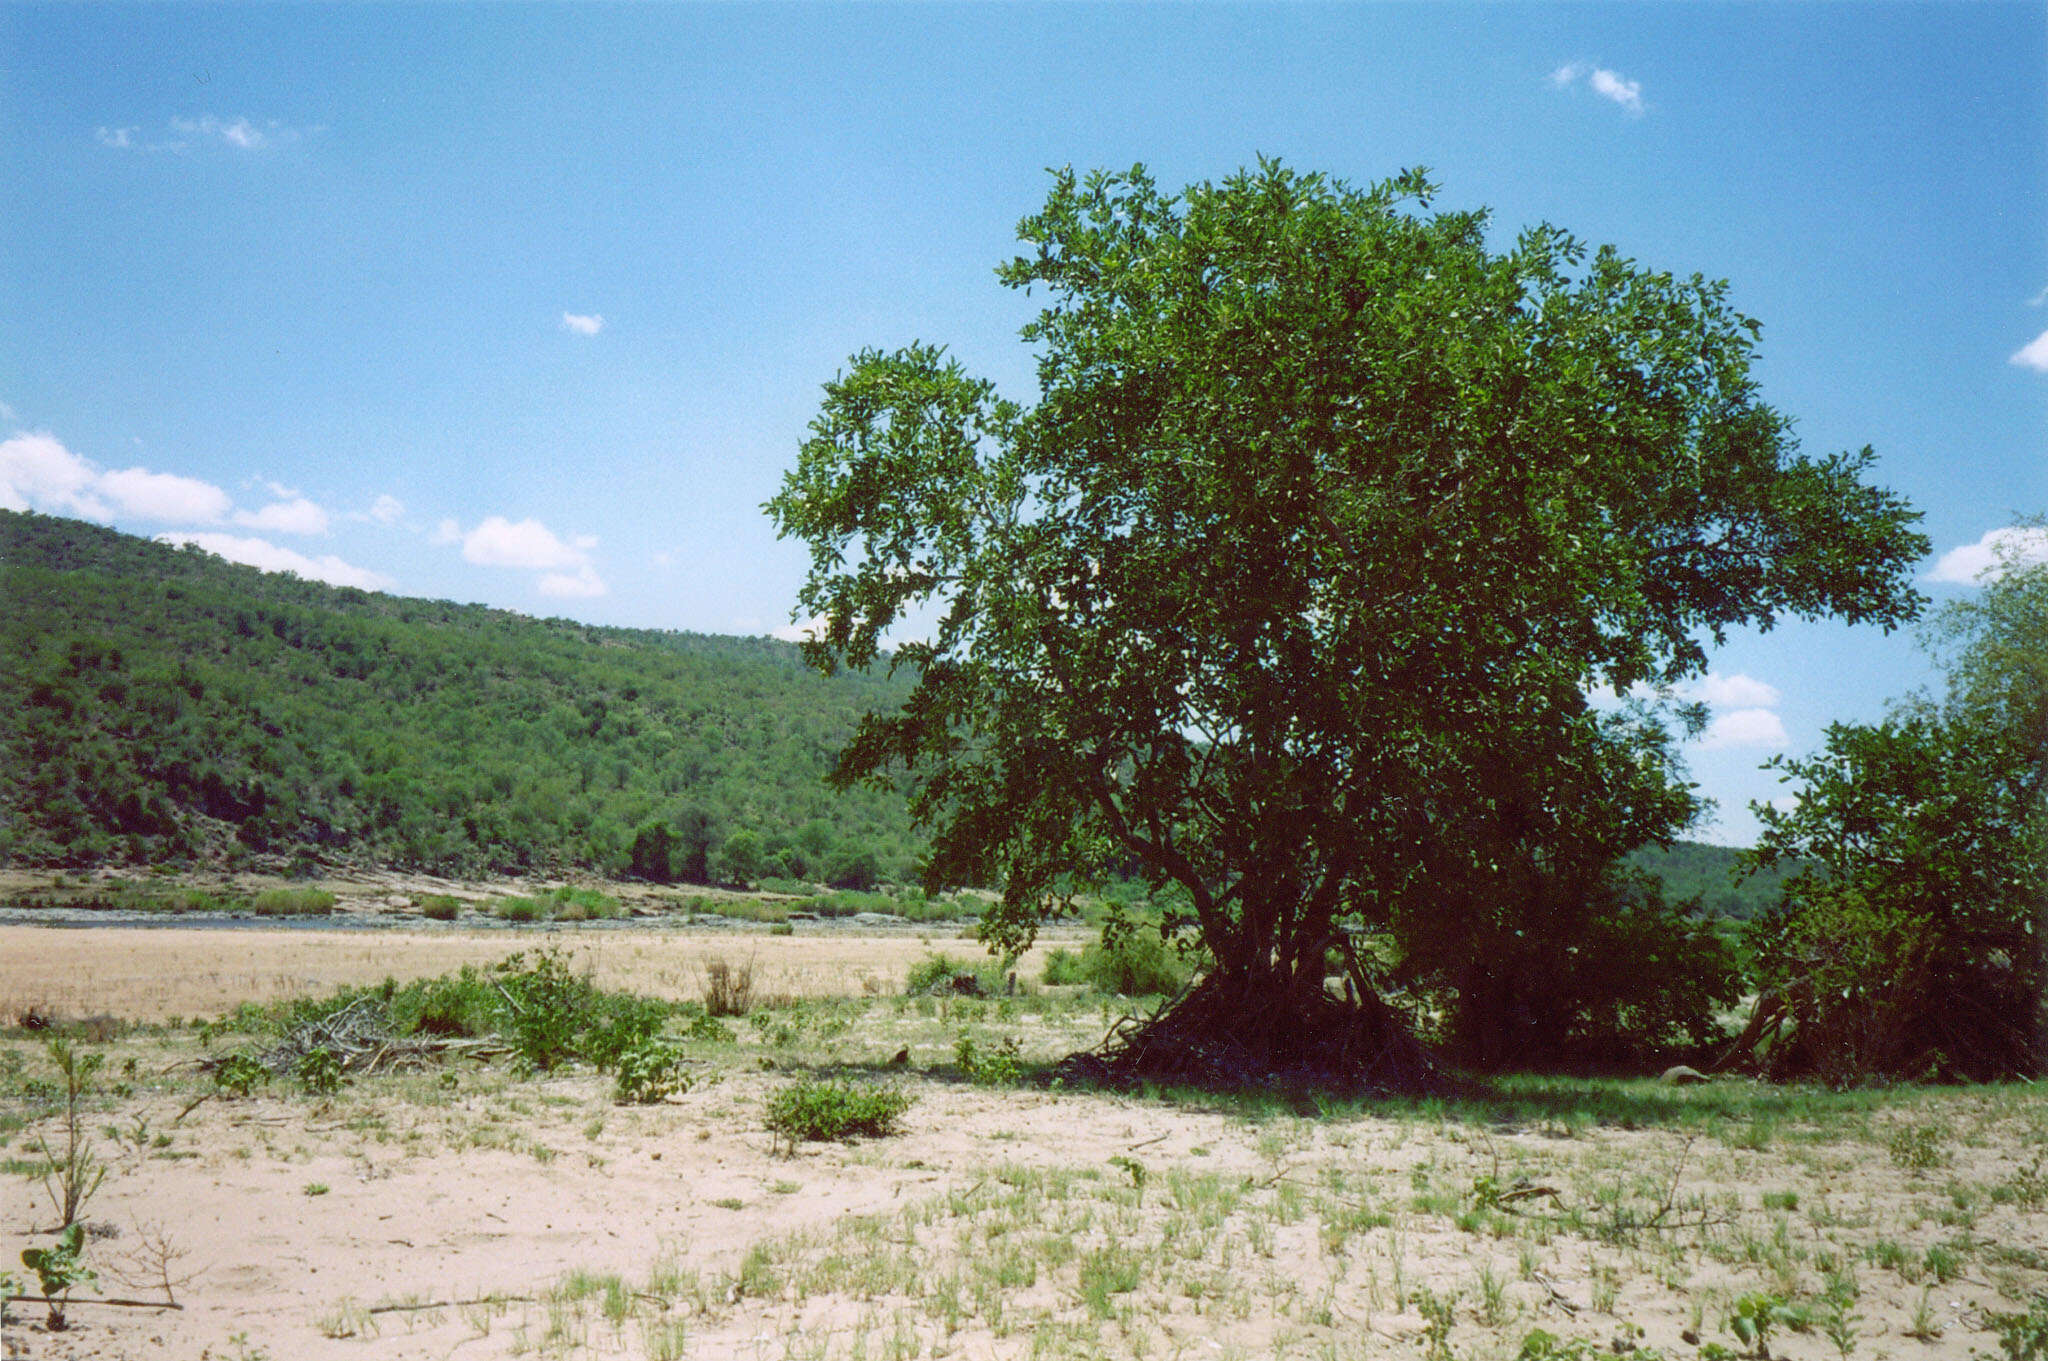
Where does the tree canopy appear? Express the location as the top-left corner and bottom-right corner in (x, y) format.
(772, 162), (1928, 1088)
(1744, 522), (2046, 1082)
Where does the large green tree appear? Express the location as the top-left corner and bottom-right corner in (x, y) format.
(1743, 523), (2046, 1082)
(770, 162), (1926, 1088)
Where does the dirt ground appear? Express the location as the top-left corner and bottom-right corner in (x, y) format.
(1, 919), (2044, 1361)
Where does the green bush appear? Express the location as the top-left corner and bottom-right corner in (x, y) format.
(249, 888), (335, 916)
(906, 951), (1012, 996)
(765, 1078), (913, 1150)
(419, 894), (461, 921)
(213, 1052), (269, 1096)
(548, 886), (623, 921)
(492, 896), (546, 923)
(1040, 947), (1086, 986)
(1080, 929), (1197, 997)
(612, 1037), (690, 1105)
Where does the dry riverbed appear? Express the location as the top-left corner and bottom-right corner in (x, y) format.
(0, 897), (2043, 1361)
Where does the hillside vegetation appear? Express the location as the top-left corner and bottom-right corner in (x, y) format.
(0, 510), (920, 882)
(0, 510), (1783, 915)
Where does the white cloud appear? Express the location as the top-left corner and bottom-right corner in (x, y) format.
(367, 494), (405, 525)
(539, 564), (608, 598)
(96, 126), (139, 149)
(562, 312), (605, 336)
(156, 532), (392, 591)
(770, 616), (825, 644)
(1549, 61), (1645, 114)
(1928, 526), (2048, 584)
(0, 432), (103, 515)
(0, 399), (17, 423)
(1681, 671), (1782, 710)
(1698, 708), (1789, 751)
(96, 466), (232, 522)
(1588, 68), (1644, 113)
(446, 514), (609, 596)
(234, 496), (330, 536)
(1, 432), (236, 523)
(461, 515), (589, 570)
(2010, 329), (2048, 372)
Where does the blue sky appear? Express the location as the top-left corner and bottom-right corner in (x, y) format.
(3, 3), (2043, 846)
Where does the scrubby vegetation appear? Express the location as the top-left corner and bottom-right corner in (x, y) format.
(0, 510), (920, 881)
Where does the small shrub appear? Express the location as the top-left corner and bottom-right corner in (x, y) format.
(419, 895), (461, 922)
(764, 1078), (912, 1150)
(1981, 1293), (2048, 1361)
(20, 1221), (94, 1331)
(582, 993), (675, 1072)
(1888, 1125), (1948, 1172)
(294, 1046), (344, 1097)
(906, 951), (1011, 996)
(494, 948), (592, 1070)
(679, 1009), (736, 1044)
(613, 1037), (691, 1105)
(955, 1032), (1024, 1085)
(1081, 928), (1197, 997)
(702, 957), (755, 1017)
(493, 897), (546, 924)
(1040, 947), (1086, 986)
(213, 1052), (269, 1098)
(249, 888), (335, 917)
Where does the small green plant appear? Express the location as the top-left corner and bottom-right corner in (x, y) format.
(1077, 1247), (1142, 1319)
(1416, 1286), (1458, 1361)
(1729, 1291), (1800, 1358)
(303, 1182), (330, 1197)
(1822, 1298), (1862, 1360)
(20, 1221), (95, 1330)
(1979, 1293), (2048, 1361)
(764, 1078), (912, 1151)
(295, 1046), (344, 1096)
(1887, 1124), (1948, 1172)
(954, 1031), (1024, 1085)
(613, 1038), (691, 1105)
(214, 1052), (269, 1097)
(30, 1038), (106, 1230)
(419, 895), (461, 921)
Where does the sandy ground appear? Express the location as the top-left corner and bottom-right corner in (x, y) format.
(1, 921), (2044, 1361)
(0, 923), (1029, 1025)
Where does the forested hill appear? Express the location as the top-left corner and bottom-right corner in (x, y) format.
(0, 510), (1789, 915)
(0, 509), (921, 881)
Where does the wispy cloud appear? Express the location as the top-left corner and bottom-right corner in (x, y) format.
(367, 493), (405, 525)
(1928, 526), (2048, 585)
(562, 312), (605, 337)
(2011, 329), (2048, 372)
(97, 115), (314, 154)
(157, 531), (391, 591)
(234, 496), (330, 536)
(1549, 62), (1646, 115)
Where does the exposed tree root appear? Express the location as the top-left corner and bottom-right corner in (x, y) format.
(1056, 972), (1462, 1097)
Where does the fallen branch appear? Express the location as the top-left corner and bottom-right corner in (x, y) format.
(3, 1294), (183, 1311)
